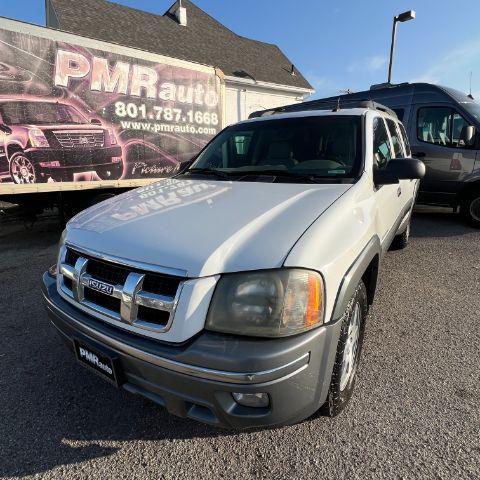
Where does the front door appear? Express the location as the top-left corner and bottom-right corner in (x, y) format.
(372, 116), (403, 244)
(410, 104), (477, 205)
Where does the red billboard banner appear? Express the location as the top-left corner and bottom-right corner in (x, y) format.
(0, 25), (222, 185)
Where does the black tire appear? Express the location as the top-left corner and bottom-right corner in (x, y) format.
(461, 191), (480, 229)
(9, 152), (46, 184)
(320, 281), (368, 417)
(96, 162), (124, 181)
(390, 221), (411, 250)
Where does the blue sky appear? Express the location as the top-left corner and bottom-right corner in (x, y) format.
(2, 0), (480, 99)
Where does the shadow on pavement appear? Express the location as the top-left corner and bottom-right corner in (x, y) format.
(411, 206), (477, 238)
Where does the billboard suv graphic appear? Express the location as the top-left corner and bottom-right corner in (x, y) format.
(0, 98), (123, 184)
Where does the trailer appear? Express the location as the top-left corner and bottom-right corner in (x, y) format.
(0, 17), (225, 217)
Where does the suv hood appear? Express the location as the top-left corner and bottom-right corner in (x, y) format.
(67, 178), (351, 278)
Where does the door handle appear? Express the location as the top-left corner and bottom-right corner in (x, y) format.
(412, 151), (426, 158)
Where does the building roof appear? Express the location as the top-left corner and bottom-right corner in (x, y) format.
(46, 0), (313, 91)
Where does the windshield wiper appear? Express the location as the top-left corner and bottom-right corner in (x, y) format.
(182, 168), (231, 180)
(236, 169), (326, 184)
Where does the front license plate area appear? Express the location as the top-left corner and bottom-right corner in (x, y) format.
(74, 339), (121, 387)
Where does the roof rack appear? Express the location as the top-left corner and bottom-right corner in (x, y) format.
(249, 99), (397, 119)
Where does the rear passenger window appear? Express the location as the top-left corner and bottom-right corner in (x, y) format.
(372, 117), (392, 169)
(386, 118), (404, 158)
(398, 122), (411, 156)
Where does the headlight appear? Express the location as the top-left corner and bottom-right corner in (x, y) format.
(108, 129), (118, 145)
(49, 229), (66, 278)
(206, 269), (325, 337)
(28, 128), (49, 147)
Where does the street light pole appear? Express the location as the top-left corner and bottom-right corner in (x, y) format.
(387, 10), (416, 84)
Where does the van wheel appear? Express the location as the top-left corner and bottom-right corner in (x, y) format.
(461, 191), (480, 228)
(390, 222), (410, 250)
(9, 152), (44, 184)
(319, 281), (368, 417)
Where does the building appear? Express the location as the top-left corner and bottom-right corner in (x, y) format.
(45, 0), (314, 125)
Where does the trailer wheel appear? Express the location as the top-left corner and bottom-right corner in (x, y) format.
(9, 152), (44, 184)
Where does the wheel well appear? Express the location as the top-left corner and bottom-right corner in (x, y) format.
(459, 181), (480, 203)
(7, 144), (23, 160)
(361, 255), (379, 306)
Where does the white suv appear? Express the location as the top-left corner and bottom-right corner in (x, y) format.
(42, 104), (425, 428)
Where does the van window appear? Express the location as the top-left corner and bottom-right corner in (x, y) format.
(393, 108), (404, 122)
(417, 107), (473, 149)
(372, 117), (392, 169)
(386, 119), (404, 158)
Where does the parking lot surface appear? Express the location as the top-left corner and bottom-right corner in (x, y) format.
(0, 208), (479, 480)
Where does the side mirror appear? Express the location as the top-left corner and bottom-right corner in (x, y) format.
(0, 123), (12, 135)
(374, 158), (426, 186)
(90, 118), (102, 126)
(459, 125), (475, 147)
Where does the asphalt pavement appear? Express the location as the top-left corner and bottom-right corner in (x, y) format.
(0, 207), (479, 479)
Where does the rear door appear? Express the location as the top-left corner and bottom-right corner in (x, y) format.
(410, 104), (477, 204)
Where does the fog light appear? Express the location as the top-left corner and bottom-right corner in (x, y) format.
(232, 392), (269, 408)
(48, 264), (58, 277)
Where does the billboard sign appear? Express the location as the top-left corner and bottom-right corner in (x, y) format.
(0, 22), (222, 185)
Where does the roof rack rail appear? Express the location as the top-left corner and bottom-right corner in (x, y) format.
(249, 99), (397, 119)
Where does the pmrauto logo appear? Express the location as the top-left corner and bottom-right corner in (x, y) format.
(78, 347), (113, 375)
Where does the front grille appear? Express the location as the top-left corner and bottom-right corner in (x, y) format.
(85, 287), (121, 312)
(53, 130), (104, 148)
(59, 246), (184, 337)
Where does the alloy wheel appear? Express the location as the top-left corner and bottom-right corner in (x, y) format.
(339, 301), (361, 391)
(11, 155), (36, 184)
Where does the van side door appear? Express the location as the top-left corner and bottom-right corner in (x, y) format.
(410, 105), (477, 205)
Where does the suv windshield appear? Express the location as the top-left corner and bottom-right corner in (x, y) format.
(0, 102), (87, 125)
(188, 115), (363, 182)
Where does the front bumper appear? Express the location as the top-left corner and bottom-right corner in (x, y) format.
(28, 146), (122, 174)
(42, 273), (341, 429)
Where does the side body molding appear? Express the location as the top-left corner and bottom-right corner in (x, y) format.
(331, 235), (381, 322)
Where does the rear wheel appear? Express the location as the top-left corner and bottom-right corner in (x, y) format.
(320, 281), (368, 417)
(9, 152), (44, 184)
(461, 191), (480, 228)
(390, 221), (411, 250)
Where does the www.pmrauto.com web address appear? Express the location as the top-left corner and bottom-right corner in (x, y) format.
(120, 120), (218, 136)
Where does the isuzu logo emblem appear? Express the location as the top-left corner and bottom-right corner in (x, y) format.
(79, 136), (89, 144)
(88, 278), (114, 296)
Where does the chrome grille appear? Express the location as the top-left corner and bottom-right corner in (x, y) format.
(57, 246), (184, 337)
(53, 130), (105, 148)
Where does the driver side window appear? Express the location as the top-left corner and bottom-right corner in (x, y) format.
(372, 117), (392, 169)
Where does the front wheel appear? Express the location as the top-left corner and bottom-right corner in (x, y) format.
(320, 281), (368, 417)
(461, 191), (480, 228)
(9, 152), (44, 184)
